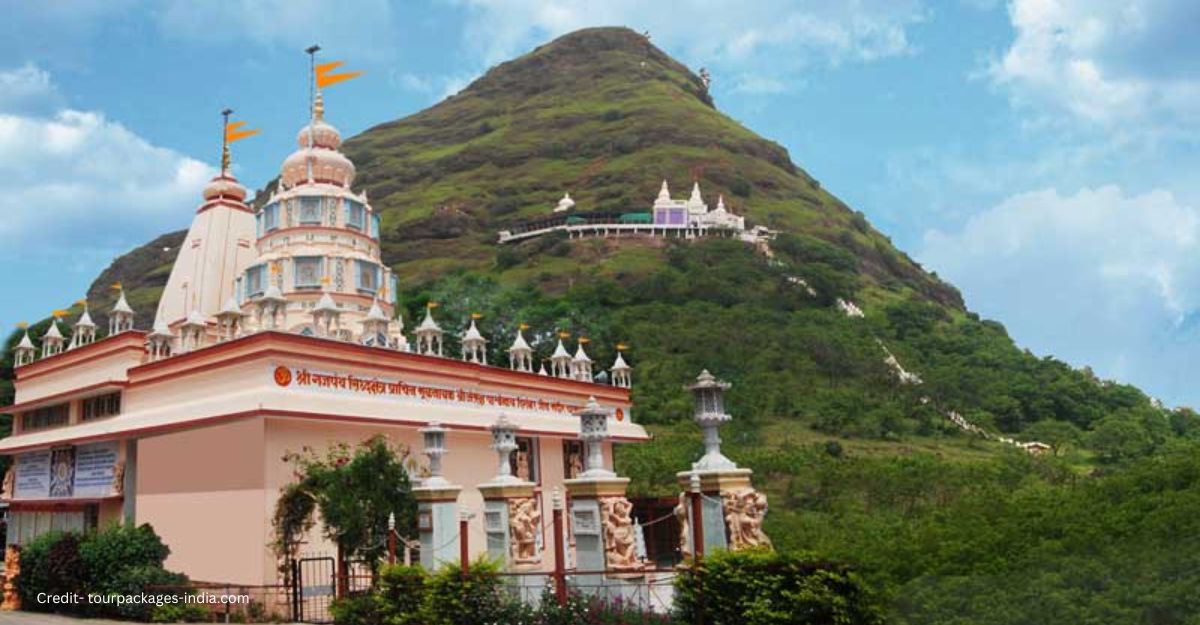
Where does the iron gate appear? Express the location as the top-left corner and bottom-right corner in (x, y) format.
(292, 556), (336, 623)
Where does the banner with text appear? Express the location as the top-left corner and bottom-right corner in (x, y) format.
(271, 364), (585, 416)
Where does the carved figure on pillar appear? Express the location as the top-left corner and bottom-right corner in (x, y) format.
(673, 492), (691, 556)
(112, 461), (126, 496)
(1, 467), (13, 500)
(508, 497), (541, 564)
(1, 546), (20, 610)
(722, 488), (772, 550)
(599, 497), (641, 570)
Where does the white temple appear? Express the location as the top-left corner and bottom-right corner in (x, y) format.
(498, 179), (751, 244)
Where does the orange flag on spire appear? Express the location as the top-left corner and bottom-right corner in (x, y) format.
(224, 120), (260, 144)
(316, 60), (363, 89)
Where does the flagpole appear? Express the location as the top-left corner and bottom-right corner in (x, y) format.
(305, 44), (320, 122)
(220, 107), (233, 175)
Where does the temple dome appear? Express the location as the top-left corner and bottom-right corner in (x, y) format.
(202, 174), (248, 202)
(297, 119), (342, 150)
(280, 147), (355, 188)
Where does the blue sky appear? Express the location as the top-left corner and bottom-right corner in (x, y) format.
(2, 1), (1198, 407)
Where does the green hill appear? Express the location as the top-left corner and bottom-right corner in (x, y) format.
(7, 26), (1200, 623)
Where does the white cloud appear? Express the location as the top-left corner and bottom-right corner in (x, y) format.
(0, 66), (213, 264)
(920, 185), (1200, 406)
(451, 0), (926, 94)
(0, 64), (61, 114)
(988, 0), (1200, 134)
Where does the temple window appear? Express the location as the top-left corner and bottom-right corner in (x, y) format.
(22, 403), (69, 431)
(293, 256), (324, 289)
(345, 200), (365, 231)
(298, 197), (323, 224)
(355, 260), (380, 294)
(245, 265), (266, 298)
(81, 392), (121, 421)
(370, 213), (381, 239)
(263, 203), (281, 232)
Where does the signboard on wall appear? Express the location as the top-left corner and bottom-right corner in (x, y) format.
(10, 442), (119, 500)
(13, 450), (51, 499)
(73, 442), (119, 498)
(271, 364), (588, 416)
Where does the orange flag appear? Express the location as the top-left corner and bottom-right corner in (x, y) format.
(225, 120), (260, 144)
(316, 60), (363, 89)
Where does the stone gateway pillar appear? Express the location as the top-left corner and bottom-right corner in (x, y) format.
(677, 371), (772, 554)
(564, 398), (645, 579)
(476, 415), (541, 569)
(414, 423), (463, 570)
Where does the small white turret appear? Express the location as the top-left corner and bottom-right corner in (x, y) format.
(655, 179), (671, 205)
(550, 338), (573, 378)
(257, 284), (288, 331)
(571, 342), (594, 382)
(109, 290), (135, 335)
(460, 318), (487, 364)
(537, 362), (549, 376)
(69, 306), (97, 350)
(14, 330), (35, 367)
(311, 292), (342, 338)
(361, 297), (390, 347)
(179, 310), (208, 353)
(41, 320), (65, 359)
(507, 328), (534, 372)
(146, 318), (175, 361)
(610, 351), (632, 388)
(414, 306), (444, 356)
(554, 192), (576, 213)
(215, 296), (248, 342)
(689, 181), (703, 204)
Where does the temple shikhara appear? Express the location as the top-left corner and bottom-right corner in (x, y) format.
(0, 51), (771, 615)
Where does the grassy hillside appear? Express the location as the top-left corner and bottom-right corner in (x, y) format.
(5, 27), (1198, 623)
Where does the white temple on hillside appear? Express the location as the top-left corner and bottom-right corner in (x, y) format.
(651, 180), (744, 231)
(498, 179), (762, 244)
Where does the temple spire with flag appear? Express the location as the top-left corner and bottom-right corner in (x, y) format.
(221, 108), (260, 175)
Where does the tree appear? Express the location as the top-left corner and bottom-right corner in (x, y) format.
(1022, 420), (1083, 456)
(274, 435), (418, 567)
(1089, 414), (1154, 464)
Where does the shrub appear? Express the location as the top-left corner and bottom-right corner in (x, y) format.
(332, 563), (429, 625)
(102, 565), (191, 621)
(15, 524), (193, 620)
(674, 549), (883, 625)
(420, 560), (525, 625)
(79, 522), (171, 574)
(17, 531), (83, 613)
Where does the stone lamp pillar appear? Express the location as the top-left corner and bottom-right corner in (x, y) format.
(477, 414), (540, 570)
(564, 397), (643, 581)
(414, 422), (462, 569)
(676, 370), (772, 554)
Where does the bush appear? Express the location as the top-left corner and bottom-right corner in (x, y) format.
(103, 565), (191, 621)
(420, 559), (525, 625)
(15, 524), (193, 620)
(674, 549), (883, 625)
(332, 563), (428, 625)
(18, 531), (83, 612)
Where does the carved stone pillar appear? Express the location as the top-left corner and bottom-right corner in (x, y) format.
(477, 415), (540, 570)
(1, 546), (21, 611)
